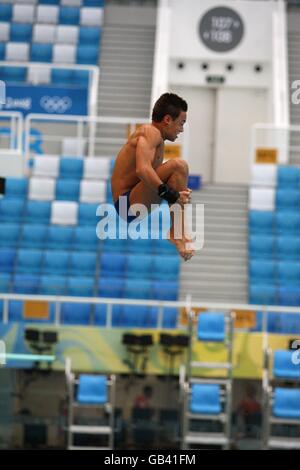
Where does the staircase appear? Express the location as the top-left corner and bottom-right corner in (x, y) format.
(287, 5), (300, 164)
(180, 184), (249, 304)
(95, 1), (157, 157)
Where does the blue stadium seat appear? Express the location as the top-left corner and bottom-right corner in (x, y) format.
(120, 305), (151, 328)
(0, 249), (16, 274)
(16, 249), (43, 275)
(249, 284), (277, 305)
(198, 312), (225, 342)
(12, 274), (39, 294)
(10, 23), (32, 42)
(0, 44), (5, 61)
(39, 0), (59, 3)
(51, 68), (73, 85)
(0, 66), (26, 83)
(100, 252), (126, 278)
(162, 307), (178, 328)
(249, 235), (274, 259)
(59, 158), (83, 178)
(31, 44), (53, 63)
(276, 236), (300, 260)
(21, 224), (47, 249)
(126, 254), (152, 279)
(278, 262), (300, 286)
(84, 0), (105, 6)
(55, 179), (80, 201)
(277, 166), (300, 189)
(46, 226), (73, 250)
(277, 313), (300, 334)
(61, 302), (91, 325)
(24, 201), (51, 224)
(39, 275), (67, 296)
(98, 277), (125, 298)
(0, 198), (24, 223)
(0, 273), (11, 293)
(72, 226), (98, 251)
(69, 251), (97, 276)
(152, 281), (178, 301)
(76, 45), (98, 65)
(79, 26), (101, 45)
(249, 260), (276, 283)
(273, 350), (300, 379)
(102, 226), (128, 252)
(190, 384), (221, 415)
(152, 256), (180, 281)
(5, 178), (28, 199)
(0, 223), (20, 248)
(9, 300), (23, 322)
(249, 211), (274, 235)
(273, 388), (300, 419)
(77, 375), (108, 404)
(276, 189), (300, 211)
(278, 287), (300, 306)
(251, 311), (283, 333)
(72, 70), (89, 86)
(276, 211), (300, 234)
(0, 4), (12, 22)
(124, 279), (152, 299)
(94, 304), (123, 326)
(78, 202), (99, 226)
(66, 276), (95, 297)
(59, 7), (80, 25)
(43, 250), (69, 275)
(127, 237), (153, 254)
(152, 238), (178, 255)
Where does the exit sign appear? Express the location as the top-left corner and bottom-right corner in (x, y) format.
(206, 75), (225, 84)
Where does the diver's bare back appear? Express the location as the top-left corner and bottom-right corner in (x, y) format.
(111, 124), (164, 202)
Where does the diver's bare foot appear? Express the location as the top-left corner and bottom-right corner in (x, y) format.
(167, 231), (195, 261)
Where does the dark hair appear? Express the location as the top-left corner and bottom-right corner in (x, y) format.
(152, 93), (187, 122)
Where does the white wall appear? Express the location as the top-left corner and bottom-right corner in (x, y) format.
(214, 88), (269, 184)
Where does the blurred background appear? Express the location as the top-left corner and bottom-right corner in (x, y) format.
(0, 0), (300, 451)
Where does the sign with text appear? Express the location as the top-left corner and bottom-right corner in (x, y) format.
(0, 84), (88, 116)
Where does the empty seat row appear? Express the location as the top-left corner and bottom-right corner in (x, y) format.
(249, 284), (300, 306)
(0, 248), (97, 276)
(250, 235), (300, 259)
(32, 157), (110, 180)
(250, 311), (300, 334)
(0, 222), (177, 255)
(0, 273), (178, 301)
(19, 177), (107, 203)
(0, 23), (101, 45)
(1, 300), (177, 329)
(249, 210), (300, 234)
(250, 259), (300, 285)
(0, 42), (99, 65)
(0, 198), (98, 225)
(0, 4), (103, 26)
(251, 164), (300, 189)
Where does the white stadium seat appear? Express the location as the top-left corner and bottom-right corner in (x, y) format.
(56, 26), (79, 45)
(29, 177), (55, 201)
(249, 187), (275, 211)
(53, 44), (76, 64)
(251, 164), (277, 187)
(33, 156), (60, 178)
(36, 5), (59, 24)
(51, 201), (78, 225)
(80, 180), (106, 203)
(33, 24), (56, 44)
(61, 0), (82, 6)
(80, 7), (103, 26)
(83, 158), (110, 180)
(0, 23), (10, 42)
(27, 67), (51, 85)
(5, 42), (29, 61)
(12, 4), (35, 23)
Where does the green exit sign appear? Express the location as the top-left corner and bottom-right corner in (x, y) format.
(206, 75), (225, 84)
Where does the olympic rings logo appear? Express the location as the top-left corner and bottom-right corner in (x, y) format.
(40, 95), (72, 113)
